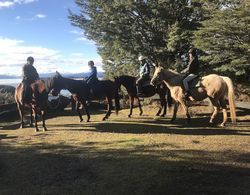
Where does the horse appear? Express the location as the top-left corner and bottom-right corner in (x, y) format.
(15, 73), (64, 132)
(51, 72), (120, 122)
(114, 75), (172, 117)
(151, 65), (236, 126)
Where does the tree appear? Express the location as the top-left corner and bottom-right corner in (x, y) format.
(69, 0), (203, 78)
(193, 0), (250, 80)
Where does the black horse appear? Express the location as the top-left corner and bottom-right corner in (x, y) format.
(15, 73), (67, 132)
(52, 72), (120, 122)
(114, 75), (172, 117)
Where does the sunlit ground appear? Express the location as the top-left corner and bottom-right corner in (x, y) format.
(0, 105), (249, 194)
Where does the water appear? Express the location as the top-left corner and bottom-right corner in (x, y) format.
(0, 79), (21, 87)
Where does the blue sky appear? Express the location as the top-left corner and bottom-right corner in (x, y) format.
(0, 0), (101, 75)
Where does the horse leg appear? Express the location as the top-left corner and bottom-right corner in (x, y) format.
(103, 97), (112, 121)
(41, 110), (47, 131)
(219, 98), (227, 127)
(128, 96), (134, 118)
(33, 108), (39, 132)
(170, 101), (179, 123)
(17, 103), (25, 128)
(81, 100), (90, 122)
(179, 99), (191, 124)
(155, 102), (162, 116)
(29, 108), (34, 127)
(209, 98), (220, 124)
(160, 96), (167, 117)
(76, 101), (83, 123)
(137, 97), (143, 116)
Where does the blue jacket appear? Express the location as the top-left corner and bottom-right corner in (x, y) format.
(86, 66), (97, 84)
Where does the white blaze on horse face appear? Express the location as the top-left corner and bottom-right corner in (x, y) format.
(151, 67), (163, 85)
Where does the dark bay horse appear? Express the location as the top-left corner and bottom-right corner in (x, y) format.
(15, 73), (64, 132)
(52, 72), (120, 122)
(114, 75), (171, 117)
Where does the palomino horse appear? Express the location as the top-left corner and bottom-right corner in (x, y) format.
(15, 73), (64, 132)
(114, 75), (172, 117)
(151, 65), (236, 126)
(52, 72), (120, 122)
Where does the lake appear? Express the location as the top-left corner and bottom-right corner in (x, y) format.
(0, 79), (21, 87)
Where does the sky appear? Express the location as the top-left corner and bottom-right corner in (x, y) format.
(0, 0), (102, 76)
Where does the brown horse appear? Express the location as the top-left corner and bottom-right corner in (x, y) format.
(51, 72), (120, 122)
(15, 73), (64, 132)
(114, 75), (172, 117)
(151, 65), (236, 126)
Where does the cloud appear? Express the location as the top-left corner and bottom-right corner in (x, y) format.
(0, 37), (102, 75)
(69, 29), (95, 45)
(35, 14), (46, 19)
(14, 13), (47, 21)
(0, 0), (38, 8)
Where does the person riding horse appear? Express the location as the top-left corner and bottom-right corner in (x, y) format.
(181, 48), (200, 99)
(136, 55), (154, 96)
(85, 60), (98, 85)
(84, 60), (98, 99)
(21, 56), (40, 103)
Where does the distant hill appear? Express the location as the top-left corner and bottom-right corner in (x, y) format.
(0, 75), (19, 79)
(0, 72), (104, 79)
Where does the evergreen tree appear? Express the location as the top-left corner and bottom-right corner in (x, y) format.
(193, 0), (250, 80)
(69, 0), (203, 78)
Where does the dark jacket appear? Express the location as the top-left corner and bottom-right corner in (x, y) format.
(182, 57), (200, 75)
(22, 64), (39, 83)
(86, 66), (98, 84)
(139, 61), (150, 79)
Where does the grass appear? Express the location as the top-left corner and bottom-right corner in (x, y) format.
(0, 105), (250, 194)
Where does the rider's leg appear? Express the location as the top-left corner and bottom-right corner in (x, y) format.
(183, 74), (197, 97)
(136, 77), (144, 95)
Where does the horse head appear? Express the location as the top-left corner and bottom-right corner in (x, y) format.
(48, 71), (65, 95)
(151, 64), (165, 86)
(114, 76), (122, 91)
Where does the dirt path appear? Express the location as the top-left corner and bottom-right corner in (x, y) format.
(0, 105), (249, 194)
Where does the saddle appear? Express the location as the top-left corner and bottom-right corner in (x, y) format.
(142, 80), (152, 87)
(187, 76), (201, 89)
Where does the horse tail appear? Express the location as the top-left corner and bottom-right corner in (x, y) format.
(166, 87), (173, 108)
(221, 76), (236, 124)
(114, 87), (120, 115)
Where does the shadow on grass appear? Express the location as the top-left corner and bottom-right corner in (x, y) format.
(0, 141), (249, 194)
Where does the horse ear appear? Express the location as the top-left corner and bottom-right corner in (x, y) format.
(56, 71), (62, 77)
(157, 62), (163, 68)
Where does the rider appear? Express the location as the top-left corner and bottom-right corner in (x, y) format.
(136, 55), (152, 96)
(21, 56), (40, 103)
(85, 60), (98, 86)
(181, 48), (200, 99)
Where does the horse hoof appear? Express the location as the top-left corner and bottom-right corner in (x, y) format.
(43, 128), (47, 132)
(155, 113), (160, 116)
(220, 123), (225, 127)
(160, 114), (165, 117)
(79, 119), (83, 123)
(87, 119), (90, 122)
(139, 112), (143, 116)
(128, 114), (131, 118)
(102, 117), (106, 121)
(20, 125), (24, 129)
(35, 129), (39, 132)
